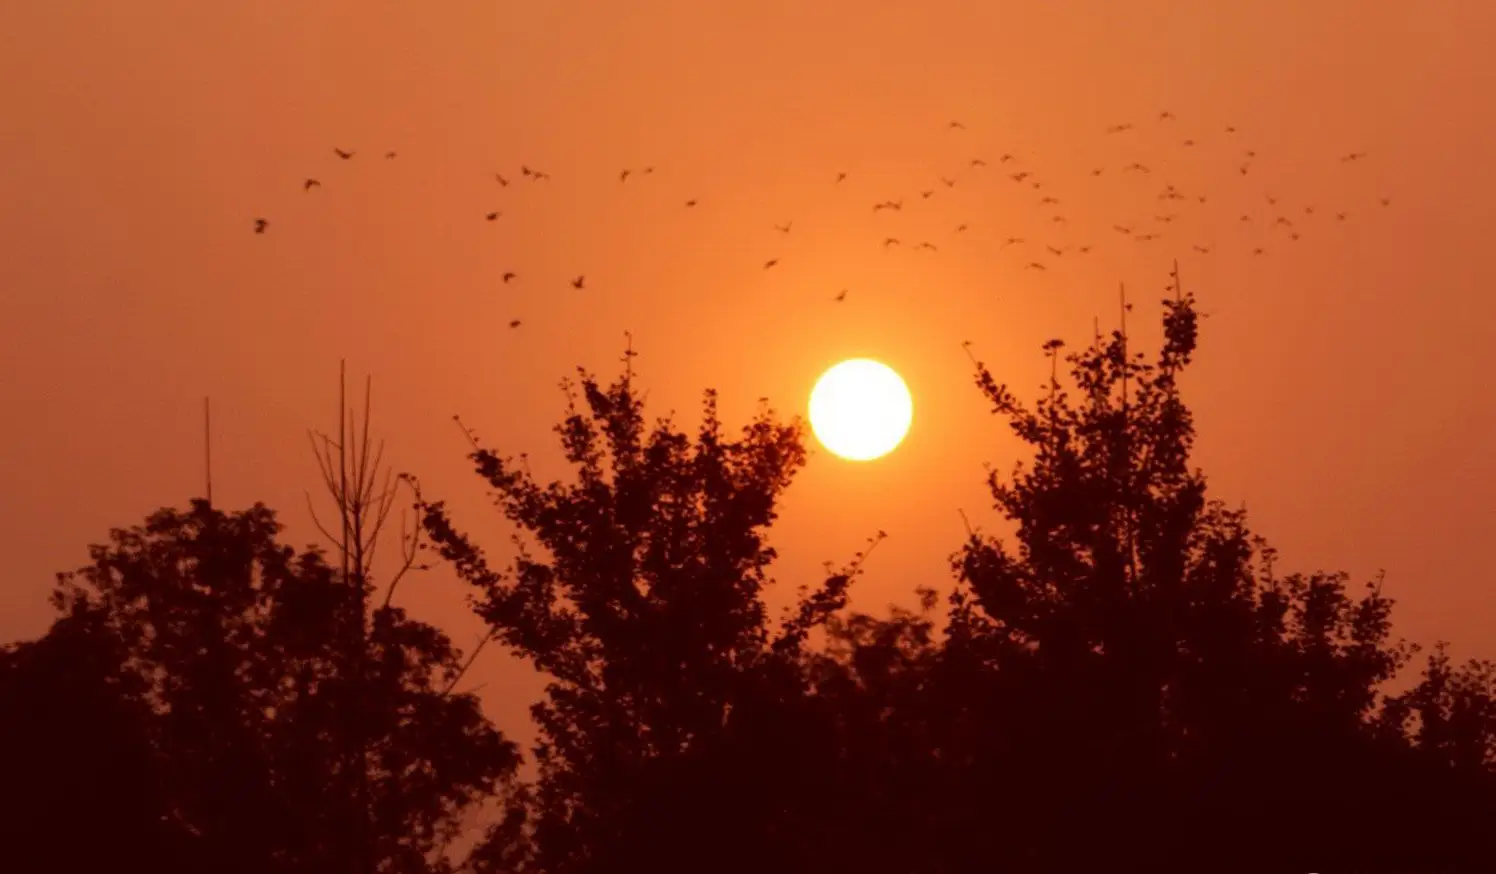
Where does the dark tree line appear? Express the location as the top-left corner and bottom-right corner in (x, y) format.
(4, 279), (1495, 874)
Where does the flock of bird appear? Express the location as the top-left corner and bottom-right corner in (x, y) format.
(251, 112), (1391, 328)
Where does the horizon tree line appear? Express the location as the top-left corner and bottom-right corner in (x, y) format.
(3, 269), (1495, 874)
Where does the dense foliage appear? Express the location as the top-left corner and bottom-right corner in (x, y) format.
(5, 280), (1495, 873)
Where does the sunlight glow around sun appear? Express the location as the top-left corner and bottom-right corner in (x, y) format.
(808, 359), (913, 462)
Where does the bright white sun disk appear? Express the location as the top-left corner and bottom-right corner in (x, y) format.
(808, 359), (913, 461)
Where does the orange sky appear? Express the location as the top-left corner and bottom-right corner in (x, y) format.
(4, 0), (1496, 756)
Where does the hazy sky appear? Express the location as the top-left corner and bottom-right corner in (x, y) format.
(4, 0), (1496, 749)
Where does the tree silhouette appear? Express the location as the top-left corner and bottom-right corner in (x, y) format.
(8, 498), (518, 874)
(926, 271), (1496, 872)
(421, 346), (878, 874)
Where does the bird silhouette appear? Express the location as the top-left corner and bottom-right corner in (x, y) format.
(1003, 237), (1024, 247)
(508, 319), (521, 329)
(384, 151), (397, 159)
(1158, 111), (1175, 121)
(495, 174), (509, 186)
(834, 289), (848, 302)
(920, 190), (934, 199)
(836, 172), (848, 183)
(763, 259), (778, 269)
(1077, 245), (1092, 254)
(948, 121), (966, 130)
(1113, 225), (1134, 235)
(1192, 245), (1212, 254)
(883, 237), (901, 248)
(1106, 123), (1134, 134)
(940, 177), (956, 187)
(954, 224), (968, 234)
(571, 275), (586, 288)
(253, 218), (268, 234)
(917, 242), (938, 251)
(1380, 197), (1392, 206)
(334, 148), (354, 159)
(502, 272), (517, 283)
(1046, 245), (1066, 257)
(486, 212), (501, 221)
(970, 158), (987, 168)
(1340, 152), (1367, 163)
(1025, 262), (1047, 270)
(304, 179), (321, 191)
(685, 199), (698, 207)
(775, 222), (792, 233)
(620, 169), (631, 182)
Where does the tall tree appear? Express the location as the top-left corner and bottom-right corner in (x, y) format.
(937, 270), (1494, 872)
(23, 496), (518, 874)
(422, 345), (872, 874)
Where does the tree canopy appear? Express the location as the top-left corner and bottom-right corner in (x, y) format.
(5, 275), (1496, 873)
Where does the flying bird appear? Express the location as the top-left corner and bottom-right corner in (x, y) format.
(954, 224), (968, 234)
(502, 272), (517, 283)
(763, 259), (778, 269)
(920, 190), (934, 199)
(1003, 237), (1024, 247)
(883, 237), (901, 248)
(940, 177), (956, 187)
(1340, 152), (1367, 163)
(304, 179), (321, 191)
(1046, 245), (1066, 256)
(1192, 245), (1211, 254)
(508, 319), (521, 329)
(486, 211), (501, 221)
(1158, 111), (1175, 121)
(571, 275), (586, 288)
(836, 172), (848, 183)
(685, 199), (697, 207)
(970, 158), (987, 168)
(775, 222), (792, 233)
(1380, 197), (1392, 206)
(495, 173), (509, 186)
(834, 289), (847, 302)
(1106, 123), (1134, 134)
(334, 148), (354, 159)
(384, 151), (397, 159)
(948, 121), (966, 130)
(916, 242), (938, 251)
(620, 169), (631, 182)
(253, 218), (268, 233)
(1025, 262), (1047, 270)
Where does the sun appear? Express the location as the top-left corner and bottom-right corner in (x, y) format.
(808, 359), (913, 462)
